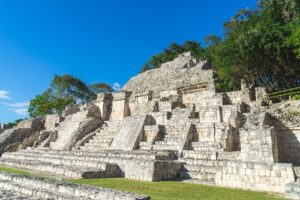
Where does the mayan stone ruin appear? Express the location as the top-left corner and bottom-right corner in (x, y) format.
(0, 52), (300, 199)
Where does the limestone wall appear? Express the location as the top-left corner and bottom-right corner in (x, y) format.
(216, 161), (295, 193)
(240, 127), (279, 163)
(182, 92), (221, 110)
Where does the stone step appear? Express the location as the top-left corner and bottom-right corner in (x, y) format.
(2, 153), (116, 169)
(152, 144), (180, 151)
(139, 142), (153, 150)
(190, 142), (216, 151)
(183, 150), (217, 160)
(5, 149), (171, 161)
(2, 152), (141, 167)
(82, 142), (111, 148)
(79, 145), (110, 151)
(91, 135), (114, 140)
(154, 140), (182, 145)
(182, 164), (217, 173)
(180, 158), (218, 166)
(144, 125), (159, 131)
(0, 172), (150, 200)
(0, 158), (120, 179)
(162, 135), (183, 140)
(86, 138), (112, 144)
(179, 171), (216, 182)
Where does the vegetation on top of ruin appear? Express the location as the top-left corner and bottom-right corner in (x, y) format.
(141, 0), (300, 92)
(28, 74), (114, 117)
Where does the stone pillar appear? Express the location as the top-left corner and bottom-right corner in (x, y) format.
(255, 87), (267, 102)
(241, 79), (255, 102)
(95, 93), (113, 120)
(110, 91), (132, 121)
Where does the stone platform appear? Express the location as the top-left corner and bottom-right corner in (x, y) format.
(0, 149), (182, 181)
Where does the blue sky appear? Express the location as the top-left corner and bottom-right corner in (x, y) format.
(0, 0), (257, 123)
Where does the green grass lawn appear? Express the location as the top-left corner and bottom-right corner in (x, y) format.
(70, 178), (285, 200)
(0, 165), (286, 200)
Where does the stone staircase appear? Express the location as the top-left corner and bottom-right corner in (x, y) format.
(79, 120), (121, 151)
(139, 125), (160, 150)
(0, 172), (150, 200)
(152, 108), (194, 151)
(179, 158), (218, 185)
(184, 141), (218, 160)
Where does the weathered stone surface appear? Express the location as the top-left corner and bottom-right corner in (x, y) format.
(50, 103), (103, 150)
(1, 52), (300, 198)
(0, 118), (45, 155)
(123, 52), (214, 97)
(62, 104), (80, 117)
(110, 115), (148, 151)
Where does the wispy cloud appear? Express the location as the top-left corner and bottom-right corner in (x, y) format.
(12, 108), (28, 116)
(1, 101), (29, 108)
(113, 82), (121, 91)
(1, 101), (29, 116)
(0, 90), (10, 99)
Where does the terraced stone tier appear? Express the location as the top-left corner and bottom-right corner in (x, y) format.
(0, 172), (150, 200)
(0, 150), (123, 179)
(1, 149), (181, 181)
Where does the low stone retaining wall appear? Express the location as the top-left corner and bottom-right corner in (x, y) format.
(0, 172), (150, 200)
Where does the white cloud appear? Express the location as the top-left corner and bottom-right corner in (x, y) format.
(12, 108), (28, 116)
(113, 82), (121, 91)
(1, 101), (29, 117)
(1, 101), (29, 108)
(0, 90), (10, 99)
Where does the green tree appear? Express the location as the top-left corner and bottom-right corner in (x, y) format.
(51, 74), (95, 103)
(208, 0), (300, 91)
(141, 41), (205, 72)
(28, 74), (112, 117)
(90, 83), (114, 94)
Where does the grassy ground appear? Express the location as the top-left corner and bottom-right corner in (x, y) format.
(70, 178), (285, 200)
(0, 165), (285, 200)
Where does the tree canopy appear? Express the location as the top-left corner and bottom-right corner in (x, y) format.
(141, 41), (205, 72)
(28, 74), (113, 117)
(141, 0), (300, 92)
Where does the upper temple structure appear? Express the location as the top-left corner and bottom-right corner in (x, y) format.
(0, 52), (300, 199)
